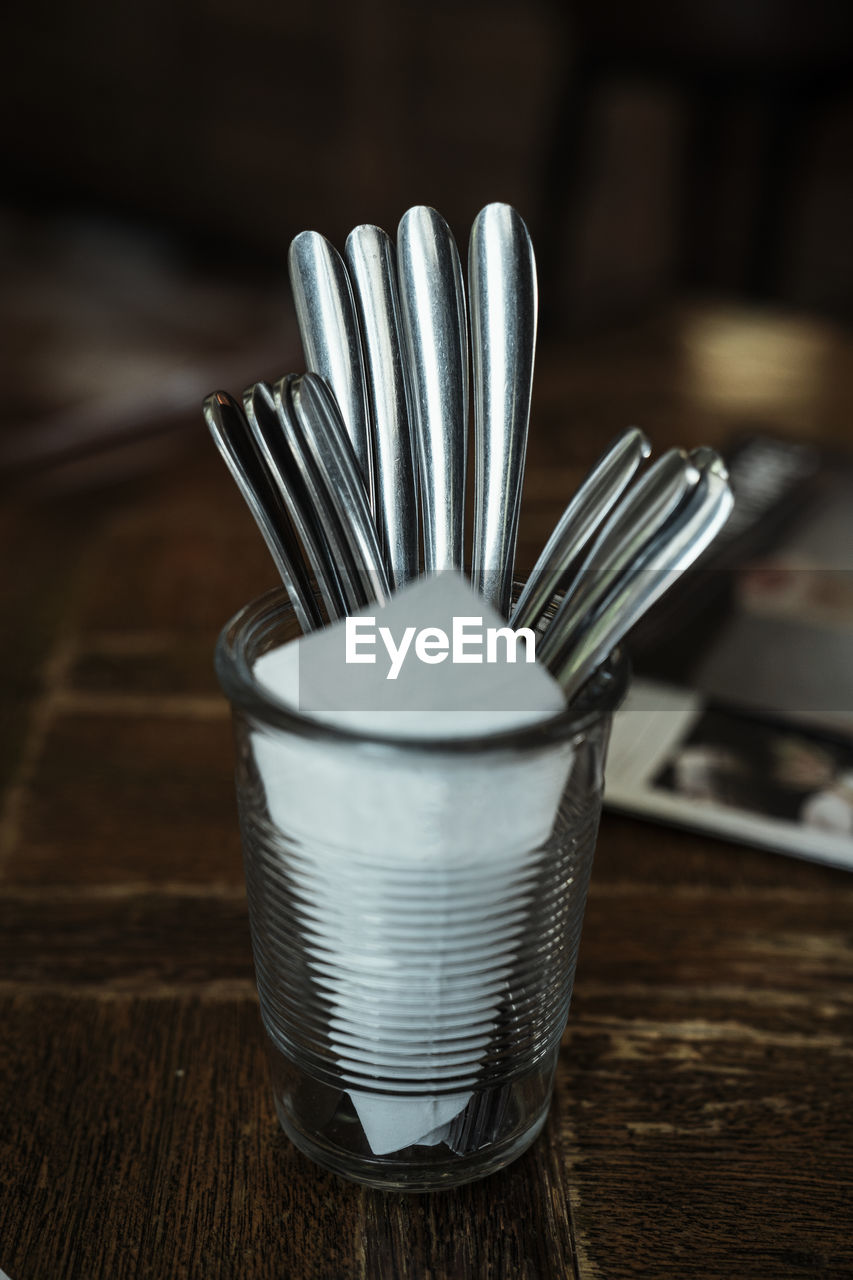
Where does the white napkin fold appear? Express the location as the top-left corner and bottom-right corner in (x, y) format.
(252, 574), (572, 1153)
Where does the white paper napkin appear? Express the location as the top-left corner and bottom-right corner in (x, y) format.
(252, 574), (572, 1153)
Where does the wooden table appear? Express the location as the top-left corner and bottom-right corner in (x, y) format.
(2, 303), (852, 1279)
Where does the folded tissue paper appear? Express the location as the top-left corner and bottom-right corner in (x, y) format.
(252, 573), (575, 1155)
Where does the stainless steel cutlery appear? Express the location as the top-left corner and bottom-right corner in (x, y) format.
(204, 388), (325, 634)
(469, 202), (537, 617)
(397, 205), (469, 575)
(510, 426), (651, 633)
(288, 230), (375, 510)
(544, 451), (734, 698)
(243, 379), (350, 621)
(206, 202), (734, 700)
(345, 224), (419, 590)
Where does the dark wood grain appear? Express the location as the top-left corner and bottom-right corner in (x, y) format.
(5, 714), (239, 888)
(2, 303), (853, 1280)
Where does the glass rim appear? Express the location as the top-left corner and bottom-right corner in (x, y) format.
(215, 586), (630, 757)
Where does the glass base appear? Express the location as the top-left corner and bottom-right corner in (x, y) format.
(269, 1042), (558, 1191)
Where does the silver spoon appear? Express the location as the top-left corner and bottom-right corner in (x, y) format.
(345, 224), (419, 589)
(204, 390), (324, 634)
(538, 448), (699, 670)
(283, 373), (392, 608)
(510, 426), (651, 633)
(288, 230), (375, 509)
(243, 380), (349, 621)
(269, 375), (367, 616)
(397, 206), (468, 575)
(469, 203), (537, 617)
(549, 452), (734, 698)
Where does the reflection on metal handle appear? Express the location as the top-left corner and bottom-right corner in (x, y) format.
(549, 452), (734, 697)
(244, 379), (349, 621)
(290, 373), (392, 608)
(204, 389), (324, 634)
(397, 206), (468, 575)
(539, 448), (699, 669)
(346, 224), (419, 589)
(288, 231), (375, 510)
(469, 203), (537, 617)
(511, 427), (651, 633)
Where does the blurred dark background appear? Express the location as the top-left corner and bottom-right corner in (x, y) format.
(2, 0), (853, 483)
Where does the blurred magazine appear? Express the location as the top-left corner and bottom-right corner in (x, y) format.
(604, 435), (853, 871)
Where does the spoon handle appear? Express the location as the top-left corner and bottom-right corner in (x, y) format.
(397, 206), (468, 575)
(538, 448), (699, 671)
(346, 224), (420, 589)
(290, 372), (392, 608)
(510, 427), (651, 632)
(269, 376), (367, 616)
(469, 203), (537, 617)
(204, 390), (324, 634)
(288, 231), (375, 510)
(551, 452), (733, 697)
(244, 381), (349, 621)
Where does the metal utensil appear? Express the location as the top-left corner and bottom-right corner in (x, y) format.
(510, 426), (651, 633)
(243, 380), (349, 621)
(284, 373), (392, 608)
(538, 448), (699, 670)
(345, 224), (419, 589)
(204, 390), (324, 634)
(469, 203), (537, 616)
(268, 375), (366, 616)
(288, 230), (375, 508)
(548, 451), (734, 697)
(397, 206), (468, 574)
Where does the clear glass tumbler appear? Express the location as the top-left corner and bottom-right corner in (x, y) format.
(216, 588), (627, 1191)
